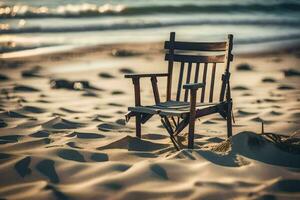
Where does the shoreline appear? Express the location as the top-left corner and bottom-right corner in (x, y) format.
(2, 37), (300, 60)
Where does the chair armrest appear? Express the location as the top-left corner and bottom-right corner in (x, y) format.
(124, 73), (168, 79)
(183, 83), (205, 90)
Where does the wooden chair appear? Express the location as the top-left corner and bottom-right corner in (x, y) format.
(125, 32), (234, 149)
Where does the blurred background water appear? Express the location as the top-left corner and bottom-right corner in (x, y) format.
(1, 0), (300, 55)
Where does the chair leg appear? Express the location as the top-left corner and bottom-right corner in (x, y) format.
(188, 89), (197, 149)
(226, 101), (233, 138)
(136, 114), (141, 138)
(188, 116), (195, 149)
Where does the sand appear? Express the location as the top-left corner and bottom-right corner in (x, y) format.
(0, 42), (300, 200)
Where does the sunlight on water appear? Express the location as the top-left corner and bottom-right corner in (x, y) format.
(0, 0), (300, 55)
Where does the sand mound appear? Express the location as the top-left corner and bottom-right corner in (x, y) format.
(97, 122), (126, 132)
(30, 130), (50, 138)
(97, 135), (169, 151)
(42, 117), (85, 129)
(201, 131), (300, 168)
(18, 106), (47, 114)
(1, 111), (30, 118)
(67, 131), (105, 139)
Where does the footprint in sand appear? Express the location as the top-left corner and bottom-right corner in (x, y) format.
(143, 133), (168, 140)
(2, 111), (30, 118)
(74, 131), (105, 139)
(112, 164), (131, 172)
(21, 66), (43, 78)
(0, 153), (11, 160)
(91, 114), (113, 121)
(267, 179), (300, 193)
(107, 103), (124, 107)
(42, 117), (85, 129)
(65, 131), (104, 139)
(115, 119), (126, 125)
(111, 49), (140, 57)
(97, 122), (124, 132)
(251, 117), (274, 124)
(14, 156), (31, 177)
(50, 79), (102, 91)
(44, 184), (68, 199)
(36, 99), (52, 103)
(36, 159), (59, 183)
(66, 142), (82, 149)
(0, 135), (22, 144)
(115, 110), (126, 114)
(0, 119), (7, 128)
(262, 77), (277, 83)
(59, 107), (83, 114)
(119, 68), (135, 74)
(232, 86), (250, 91)
(111, 90), (125, 95)
(30, 130), (50, 138)
(21, 106), (47, 114)
(13, 84), (40, 92)
(98, 72), (115, 79)
(202, 120), (217, 124)
(283, 69), (300, 77)
(277, 85), (295, 90)
(103, 182), (123, 191)
(237, 109), (258, 116)
(131, 152), (158, 158)
(0, 74), (10, 81)
(236, 63), (253, 71)
(57, 149), (85, 162)
(82, 91), (99, 97)
(150, 164), (168, 180)
(90, 153), (109, 162)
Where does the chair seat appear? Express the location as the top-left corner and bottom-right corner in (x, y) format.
(128, 100), (220, 116)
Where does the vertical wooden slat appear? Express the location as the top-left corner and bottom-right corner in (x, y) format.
(209, 63), (217, 102)
(200, 63), (208, 103)
(151, 76), (160, 104)
(184, 62), (192, 102)
(166, 32), (175, 101)
(176, 62), (185, 101)
(194, 62), (200, 83)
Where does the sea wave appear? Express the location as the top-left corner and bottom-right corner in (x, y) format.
(1, 33), (300, 54)
(1, 2), (300, 18)
(2, 19), (300, 34)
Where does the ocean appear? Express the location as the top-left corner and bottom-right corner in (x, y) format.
(1, 0), (300, 55)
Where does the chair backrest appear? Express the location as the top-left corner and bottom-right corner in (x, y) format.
(164, 32), (233, 103)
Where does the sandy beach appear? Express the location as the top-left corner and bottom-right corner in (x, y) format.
(0, 41), (299, 199)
